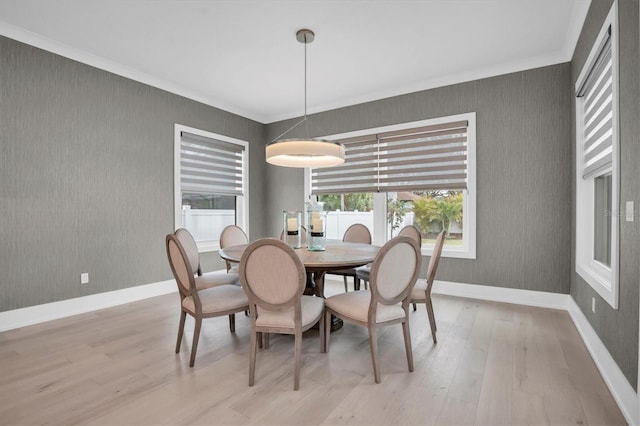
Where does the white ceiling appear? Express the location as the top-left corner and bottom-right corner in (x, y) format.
(0, 0), (590, 124)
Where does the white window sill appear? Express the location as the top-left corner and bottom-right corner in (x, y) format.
(197, 241), (222, 253)
(576, 260), (617, 308)
(421, 246), (476, 260)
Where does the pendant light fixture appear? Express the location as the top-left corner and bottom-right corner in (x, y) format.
(266, 29), (345, 168)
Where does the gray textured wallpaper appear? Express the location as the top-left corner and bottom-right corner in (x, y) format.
(570, 0), (639, 390)
(266, 63), (572, 295)
(0, 36), (266, 311)
(2, 1), (637, 392)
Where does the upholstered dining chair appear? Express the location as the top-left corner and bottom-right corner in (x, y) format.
(410, 230), (446, 344)
(219, 225), (249, 273)
(355, 225), (421, 290)
(166, 234), (249, 367)
(331, 223), (372, 292)
(175, 228), (240, 289)
(239, 238), (325, 391)
(325, 235), (421, 384)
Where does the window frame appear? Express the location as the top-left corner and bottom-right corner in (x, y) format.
(574, 2), (619, 309)
(174, 124), (249, 252)
(304, 112), (476, 259)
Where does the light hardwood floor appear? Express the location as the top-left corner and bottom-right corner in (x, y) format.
(0, 279), (627, 425)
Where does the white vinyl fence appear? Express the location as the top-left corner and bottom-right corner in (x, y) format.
(182, 206), (235, 243)
(324, 211), (374, 239)
(182, 208), (460, 244)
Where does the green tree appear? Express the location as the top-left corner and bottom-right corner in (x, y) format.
(317, 194), (342, 210)
(387, 198), (410, 236)
(344, 193), (373, 211)
(412, 196), (439, 232)
(436, 192), (463, 234)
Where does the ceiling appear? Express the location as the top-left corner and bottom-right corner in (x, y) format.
(0, 0), (590, 124)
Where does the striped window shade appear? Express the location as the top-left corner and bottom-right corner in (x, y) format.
(311, 120), (468, 194)
(180, 131), (245, 196)
(577, 27), (613, 180)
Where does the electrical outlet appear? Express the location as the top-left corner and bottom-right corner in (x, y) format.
(81, 273), (89, 285)
(592, 297), (596, 313)
(626, 201), (634, 222)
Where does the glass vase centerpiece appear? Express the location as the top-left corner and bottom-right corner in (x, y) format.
(283, 211), (302, 248)
(305, 200), (327, 251)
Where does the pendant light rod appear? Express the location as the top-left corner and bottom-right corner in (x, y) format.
(303, 29), (308, 118)
(270, 29), (314, 143)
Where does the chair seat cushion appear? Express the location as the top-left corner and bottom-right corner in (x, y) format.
(325, 290), (405, 323)
(195, 271), (240, 291)
(182, 285), (248, 314)
(410, 278), (428, 301)
(256, 296), (324, 329)
(355, 265), (370, 281)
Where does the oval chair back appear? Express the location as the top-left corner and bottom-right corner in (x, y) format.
(220, 225), (249, 272)
(426, 230), (446, 287)
(336, 223), (372, 292)
(220, 225), (249, 248)
(398, 225), (422, 247)
(343, 223), (372, 244)
(175, 228), (201, 276)
(369, 236), (421, 306)
(166, 234), (197, 299)
(241, 238), (306, 311)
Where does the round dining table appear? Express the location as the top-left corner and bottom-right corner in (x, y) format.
(219, 239), (380, 330)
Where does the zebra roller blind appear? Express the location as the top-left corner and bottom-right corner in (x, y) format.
(311, 120), (469, 194)
(180, 131), (245, 196)
(576, 26), (613, 180)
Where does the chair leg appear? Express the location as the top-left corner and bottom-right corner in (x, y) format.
(249, 327), (257, 386)
(428, 298), (437, 331)
(402, 319), (414, 372)
(412, 303), (417, 312)
(319, 311), (326, 353)
(293, 330), (302, 390)
(426, 298), (437, 344)
(228, 313), (236, 333)
(175, 310), (187, 353)
(368, 325), (381, 384)
(343, 276), (348, 292)
(264, 333), (270, 349)
(324, 309), (332, 352)
(363, 280), (368, 290)
(189, 317), (202, 367)
(257, 332), (263, 349)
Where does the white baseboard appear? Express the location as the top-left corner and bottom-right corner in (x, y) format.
(0, 280), (177, 332)
(2, 277), (637, 424)
(567, 298), (639, 426)
(432, 280), (569, 310)
(432, 279), (637, 426)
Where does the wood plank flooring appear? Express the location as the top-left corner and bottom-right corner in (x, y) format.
(0, 279), (627, 425)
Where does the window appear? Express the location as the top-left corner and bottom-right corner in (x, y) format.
(305, 112), (476, 259)
(575, 2), (618, 309)
(174, 124), (249, 252)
